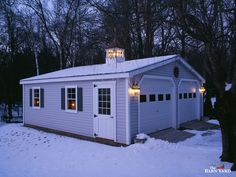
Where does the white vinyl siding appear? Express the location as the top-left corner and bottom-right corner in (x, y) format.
(23, 79), (127, 144)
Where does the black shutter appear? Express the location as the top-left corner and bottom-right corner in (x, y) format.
(61, 88), (65, 110)
(77, 87), (83, 111)
(40, 88), (44, 108)
(30, 89), (32, 107)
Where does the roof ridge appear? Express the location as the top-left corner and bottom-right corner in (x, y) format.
(20, 54), (178, 83)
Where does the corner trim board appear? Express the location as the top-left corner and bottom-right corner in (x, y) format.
(125, 78), (131, 145)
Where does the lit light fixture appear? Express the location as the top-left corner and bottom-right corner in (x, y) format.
(191, 88), (196, 92)
(106, 48), (124, 59)
(129, 83), (140, 96)
(105, 47), (125, 64)
(199, 86), (205, 93)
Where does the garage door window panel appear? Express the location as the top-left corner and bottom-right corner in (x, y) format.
(149, 94), (156, 102)
(158, 94), (164, 101)
(184, 93), (188, 99)
(179, 93), (182, 99)
(166, 94), (171, 100)
(189, 93), (192, 98)
(140, 95), (147, 102)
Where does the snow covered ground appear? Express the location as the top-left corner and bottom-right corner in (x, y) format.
(0, 123), (234, 177)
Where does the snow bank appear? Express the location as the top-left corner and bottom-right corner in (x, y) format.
(225, 83), (232, 91)
(208, 119), (220, 125)
(0, 124), (234, 177)
(136, 133), (149, 139)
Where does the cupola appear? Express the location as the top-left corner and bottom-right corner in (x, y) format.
(105, 39), (125, 64)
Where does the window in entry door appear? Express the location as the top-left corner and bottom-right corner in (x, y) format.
(98, 88), (111, 115)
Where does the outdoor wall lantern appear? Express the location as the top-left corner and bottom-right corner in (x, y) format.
(199, 86), (206, 93)
(129, 83), (140, 96)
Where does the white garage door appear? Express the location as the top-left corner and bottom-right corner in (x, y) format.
(139, 76), (175, 134)
(178, 80), (200, 124)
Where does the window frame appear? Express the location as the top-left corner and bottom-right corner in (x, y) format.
(32, 87), (41, 109)
(149, 94), (156, 102)
(140, 95), (147, 103)
(65, 85), (77, 113)
(98, 88), (111, 115)
(158, 94), (164, 101)
(188, 93), (192, 98)
(166, 94), (171, 101)
(183, 93), (188, 99)
(179, 93), (182, 99)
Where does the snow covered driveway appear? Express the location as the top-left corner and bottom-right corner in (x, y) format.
(0, 123), (234, 177)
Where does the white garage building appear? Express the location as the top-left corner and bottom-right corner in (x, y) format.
(20, 47), (205, 145)
(131, 56), (204, 137)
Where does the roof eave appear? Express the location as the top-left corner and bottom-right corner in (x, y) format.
(178, 57), (205, 83)
(20, 72), (130, 85)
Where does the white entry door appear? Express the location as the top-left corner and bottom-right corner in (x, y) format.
(93, 82), (116, 140)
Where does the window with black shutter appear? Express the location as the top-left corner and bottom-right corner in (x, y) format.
(40, 88), (44, 107)
(30, 89), (32, 107)
(61, 88), (65, 110)
(63, 86), (83, 112)
(77, 87), (83, 112)
(66, 87), (77, 111)
(30, 87), (44, 109)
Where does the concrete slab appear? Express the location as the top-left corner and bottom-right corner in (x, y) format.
(180, 119), (220, 131)
(149, 128), (195, 143)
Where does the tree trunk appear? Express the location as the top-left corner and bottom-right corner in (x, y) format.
(134, 0), (143, 58)
(34, 48), (39, 75)
(144, 1), (154, 57)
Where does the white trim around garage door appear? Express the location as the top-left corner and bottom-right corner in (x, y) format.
(138, 75), (177, 132)
(177, 79), (201, 127)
